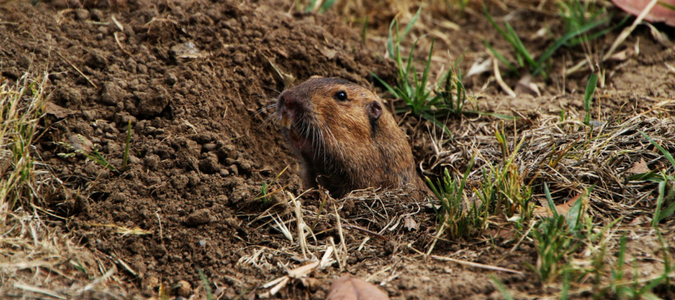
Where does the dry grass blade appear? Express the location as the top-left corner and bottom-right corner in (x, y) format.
(14, 282), (66, 299)
(269, 276), (290, 295)
(55, 51), (97, 88)
(334, 204), (349, 268)
(603, 0), (659, 61)
(288, 192), (311, 260)
(492, 56), (516, 97)
(430, 255), (524, 275)
(267, 56), (295, 88)
(320, 246), (335, 268)
(288, 261), (320, 278)
(0, 71), (48, 209)
(77, 266), (117, 294)
(264, 261), (320, 295)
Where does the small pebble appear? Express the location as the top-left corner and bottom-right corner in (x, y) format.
(175, 280), (191, 297)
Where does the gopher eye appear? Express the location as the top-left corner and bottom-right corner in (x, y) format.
(334, 91), (348, 101)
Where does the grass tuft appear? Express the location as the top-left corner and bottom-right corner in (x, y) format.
(629, 131), (675, 227)
(426, 154), (484, 239)
(0, 72), (47, 210)
(483, 1), (623, 79)
(0, 70), (112, 299)
(373, 8), (473, 134)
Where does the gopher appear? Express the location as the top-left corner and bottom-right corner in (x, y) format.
(276, 76), (428, 198)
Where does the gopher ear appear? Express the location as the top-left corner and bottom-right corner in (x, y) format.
(368, 101), (382, 120)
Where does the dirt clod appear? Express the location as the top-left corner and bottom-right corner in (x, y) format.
(175, 280), (191, 297)
(184, 209), (214, 226)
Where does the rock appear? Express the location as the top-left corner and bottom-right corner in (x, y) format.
(68, 134), (93, 152)
(75, 9), (90, 20)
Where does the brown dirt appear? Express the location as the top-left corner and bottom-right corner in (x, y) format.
(1, 0), (674, 299)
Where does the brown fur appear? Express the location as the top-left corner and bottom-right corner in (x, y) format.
(276, 77), (428, 198)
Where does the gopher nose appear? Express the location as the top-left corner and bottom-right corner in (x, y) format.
(278, 92), (300, 112)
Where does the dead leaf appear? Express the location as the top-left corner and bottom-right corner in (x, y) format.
(326, 275), (390, 300)
(612, 0), (675, 27)
(403, 215), (418, 231)
(489, 227), (516, 240)
(533, 194), (582, 218)
(627, 158), (651, 174)
(319, 46), (337, 59)
(45, 101), (74, 119)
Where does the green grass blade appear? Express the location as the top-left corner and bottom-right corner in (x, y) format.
(566, 16), (628, 46)
(627, 171), (661, 182)
(371, 73), (398, 96)
(533, 17), (609, 76)
(658, 200), (675, 224)
(583, 74), (598, 125)
(418, 39), (435, 105)
(387, 19), (396, 59)
(490, 275), (514, 300)
(318, 0), (336, 13)
(422, 112), (451, 135)
(361, 16), (369, 43)
(483, 6), (511, 43)
(457, 152), (476, 200)
(402, 8), (421, 39)
(505, 22), (537, 68)
(122, 120), (132, 171)
(653, 181), (666, 227)
(483, 40), (519, 74)
(304, 0), (318, 13)
(658, 1), (675, 11)
(565, 190), (584, 233)
(639, 131), (675, 168)
(544, 183), (559, 218)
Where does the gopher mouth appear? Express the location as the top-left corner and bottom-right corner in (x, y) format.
(288, 128), (310, 152)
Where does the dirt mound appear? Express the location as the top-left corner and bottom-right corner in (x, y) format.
(0, 0), (401, 296)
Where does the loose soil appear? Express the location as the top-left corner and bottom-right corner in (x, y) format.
(1, 0), (674, 299)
